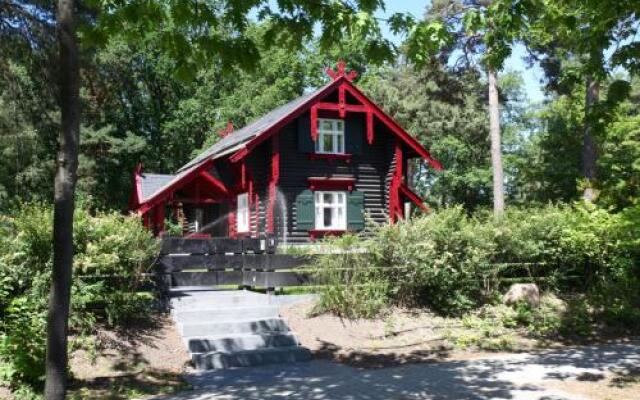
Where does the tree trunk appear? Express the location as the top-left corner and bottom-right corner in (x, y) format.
(487, 68), (505, 216)
(45, 1), (80, 399)
(582, 75), (599, 201)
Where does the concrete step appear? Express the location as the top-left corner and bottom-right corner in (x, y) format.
(180, 317), (289, 337)
(192, 346), (312, 370)
(171, 294), (268, 310)
(187, 332), (299, 353)
(173, 306), (279, 323)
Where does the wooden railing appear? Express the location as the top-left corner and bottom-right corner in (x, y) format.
(156, 236), (316, 289)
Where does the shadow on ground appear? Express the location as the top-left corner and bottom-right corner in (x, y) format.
(155, 342), (639, 400)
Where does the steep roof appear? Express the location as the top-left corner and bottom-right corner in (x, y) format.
(178, 81), (334, 173)
(135, 81), (337, 206)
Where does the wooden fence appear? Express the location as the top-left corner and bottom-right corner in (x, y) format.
(156, 236), (316, 289)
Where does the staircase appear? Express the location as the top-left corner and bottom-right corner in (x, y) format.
(170, 289), (312, 370)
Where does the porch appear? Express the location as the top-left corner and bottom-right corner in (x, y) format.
(130, 164), (239, 237)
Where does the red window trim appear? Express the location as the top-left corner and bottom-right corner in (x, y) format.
(308, 153), (352, 163)
(309, 229), (346, 240)
(308, 177), (355, 191)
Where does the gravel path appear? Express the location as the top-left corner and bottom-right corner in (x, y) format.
(154, 342), (639, 400)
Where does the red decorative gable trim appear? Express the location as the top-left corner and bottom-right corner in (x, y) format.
(137, 159), (216, 213)
(129, 163), (144, 210)
(308, 177), (355, 191)
(326, 60), (358, 82)
(229, 77), (442, 172)
(199, 170), (230, 197)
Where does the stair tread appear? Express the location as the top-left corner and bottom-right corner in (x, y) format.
(185, 331), (296, 341)
(179, 317), (285, 326)
(172, 305), (278, 312)
(194, 345), (310, 357)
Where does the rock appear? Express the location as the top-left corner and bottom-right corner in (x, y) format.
(503, 283), (540, 308)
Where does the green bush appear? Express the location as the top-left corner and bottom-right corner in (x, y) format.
(313, 203), (638, 320)
(313, 234), (391, 319)
(0, 203), (158, 391)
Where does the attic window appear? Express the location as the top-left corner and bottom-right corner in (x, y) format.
(315, 118), (345, 154)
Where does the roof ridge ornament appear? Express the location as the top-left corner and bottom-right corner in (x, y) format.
(217, 120), (234, 138)
(326, 60), (358, 82)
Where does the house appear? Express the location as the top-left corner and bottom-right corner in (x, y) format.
(129, 61), (442, 244)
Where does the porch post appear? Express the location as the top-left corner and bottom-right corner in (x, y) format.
(153, 204), (165, 235)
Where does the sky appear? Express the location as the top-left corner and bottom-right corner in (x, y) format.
(379, 0), (546, 103)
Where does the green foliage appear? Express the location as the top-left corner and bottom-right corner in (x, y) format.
(0, 203), (158, 391)
(314, 204), (638, 319)
(313, 234), (391, 319)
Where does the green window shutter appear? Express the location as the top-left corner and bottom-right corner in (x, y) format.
(347, 190), (365, 231)
(295, 189), (314, 230)
(345, 115), (363, 155)
(297, 113), (314, 153)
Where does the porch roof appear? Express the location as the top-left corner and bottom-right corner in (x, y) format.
(140, 173), (174, 202)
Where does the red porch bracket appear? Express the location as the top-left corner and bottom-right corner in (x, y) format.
(229, 148), (248, 163)
(399, 183), (429, 212)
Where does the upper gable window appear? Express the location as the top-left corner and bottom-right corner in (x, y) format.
(315, 118), (345, 154)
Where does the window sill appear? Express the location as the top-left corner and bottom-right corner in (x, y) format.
(309, 153), (352, 163)
(308, 229), (346, 240)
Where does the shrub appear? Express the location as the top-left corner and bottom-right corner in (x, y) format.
(313, 234), (391, 319)
(313, 203), (638, 320)
(0, 203), (158, 391)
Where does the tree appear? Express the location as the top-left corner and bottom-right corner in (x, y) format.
(45, 1), (79, 398)
(518, 0), (639, 200)
(38, 1), (410, 397)
(405, 0), (528, 217)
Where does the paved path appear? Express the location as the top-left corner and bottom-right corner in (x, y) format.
(158, 343), (639, 400)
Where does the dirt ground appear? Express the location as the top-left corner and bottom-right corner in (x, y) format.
(280, 300), (516, 367)
(67, 314), (191, 399)
(280, 300), (640, 399)
(546, 367), (640, 400)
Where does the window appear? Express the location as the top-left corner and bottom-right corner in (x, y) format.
(237, 193), (249, 233)
(315, 118), (345, 154)
(314, 191), (346, 230)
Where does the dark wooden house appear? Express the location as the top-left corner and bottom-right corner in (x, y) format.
(129, 62), (442, 244)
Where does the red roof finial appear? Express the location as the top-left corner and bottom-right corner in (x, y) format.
(217, 120), (234, 138)
(326, 60), (358, 82)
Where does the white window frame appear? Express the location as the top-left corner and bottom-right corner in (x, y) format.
(315, 118), (345, 154)
(314, 191), (347, 230)
(236, 193), (250, 233)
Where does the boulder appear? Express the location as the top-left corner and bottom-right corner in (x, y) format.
(503, 283), (540, 308)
